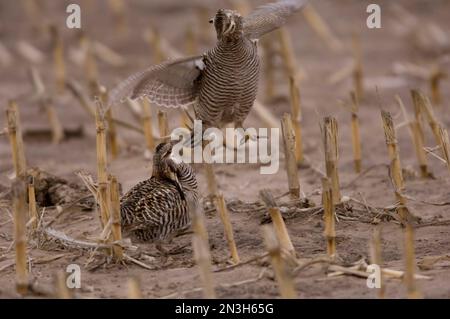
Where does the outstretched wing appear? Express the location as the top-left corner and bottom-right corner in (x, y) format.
(243, 0), (308, 40)
(109, 55), (204, 108)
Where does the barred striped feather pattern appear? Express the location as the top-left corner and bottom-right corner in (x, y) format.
(108, 55), (204, 109)
(243, 0), (308, 40)
(120, 162), (198, 242)
(196, 36), (260, 128)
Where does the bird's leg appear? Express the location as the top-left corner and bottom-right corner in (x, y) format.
(167, 242), (191, 255)
(182, 107), (195, 127)
(223, 122), (266, 151)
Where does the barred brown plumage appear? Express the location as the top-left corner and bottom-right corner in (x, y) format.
(109, 0), (307, 132)
(120, 142), (198, 251)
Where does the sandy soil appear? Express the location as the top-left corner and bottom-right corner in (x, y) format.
(0, 0), (450, 298)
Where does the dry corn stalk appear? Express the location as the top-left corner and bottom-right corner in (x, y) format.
(27, 176), (39, 231)
(50, 26), (66, 94)
(322, 178), (336, 257)
(323, 117), (341, 204)
(127, 277), (143, 299)
(350, 92), (362, 173)
(369, 227), (385, 298)
(262, 225), (297, 298)
(189, 195), (216, 298)
(261, 38), (276, 101)
(12, 178), (28, 295)
(396, 95), (430, 177)
(22, 0), (44, 34)
(204, 163), (218, 198)
(108, 0), (127, 35)
(278, 28), (303, 80)
(29, 67), (64, 144)
(106, 108), (119, 159)
(281, 113), (300, 199)
(404, 223), (422, 299)
(289, 76), (304, 164)
(260, 189), (295, 256)
(55, 271), (72, 299)
(109, 175), (123, 261)
(352, 35), (364, 101)
(412, 90), (441, 144)
(141, 99), (155, 150)
(157, 110), (169, 141)
(380, 111), (407, 222)
(146, 27), (164, 64)
(438, 126), (450, 174)
(430, 67), (446, 105)
(80, 33), (98, 95)
(95, 98), (110, 228)
(45, 99), (65, 144)
(215, 194), (240, 264)
(302, 4), (343, 52)
(6, 100), (27, 178)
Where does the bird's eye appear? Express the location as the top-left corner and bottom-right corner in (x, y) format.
(209, 18), (214, 24)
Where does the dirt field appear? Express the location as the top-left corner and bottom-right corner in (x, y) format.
(1, 0), (450, 299)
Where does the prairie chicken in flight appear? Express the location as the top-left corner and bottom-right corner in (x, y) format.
(120, 142), (198, 253)
(109, 0), (307, 135)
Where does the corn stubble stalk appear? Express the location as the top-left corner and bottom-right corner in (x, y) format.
(396, 95), (430, 178)
(45, 99), (65, 144)
(289, 76), (304, 165)
(12, 178), (28, 295)
(262, 225), (297, 298)
(189, 196), (216, 298)
(157, 110), (169, 142)
(323, 117), (341, 205)
(302, 4), (343, 52)
(438, 126), (450, 174)
(6, 100), (27, 178)
(412, 90), (440, 144)
(350, 92), (362, 173)
(404, 223), (422, 299)
(108, 0), (127, 36)
(22, 0), (44, 34)
(411, 90), (450, 174)
(29, 67), (64, 144)
(95, 99), (110, 229)
(141, 99), (155, 150)
(430, 67), (446, 105)
(96, 85), (119, 159)
(262, 38), (276, 101)
(147, 27), (164, 64)
(80, 33), (98, 96)
(215, 194), (240, 264)
(27, 176), (39, 231)
(50, 26), (66, 94)
(260, 190), (295, 256)
(278, 28), (304, 80)
(370, 227), (385, 298)
(109, 175), (123, 261)
(352, 35), (364, 101)
(380, 111), (421, 297)
(281, 113), (300, 199)
(380, 111), (407, 221)
(322, 178), (336, 257)
(55, 271), (72, 299)
(127, 277), (143, 299)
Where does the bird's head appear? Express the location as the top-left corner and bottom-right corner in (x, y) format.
(210, 9), (243, 41)
(152, 141), (180, 178)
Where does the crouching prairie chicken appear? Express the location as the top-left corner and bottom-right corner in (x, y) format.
(109, 0), (307, 136)
(120, 142), (198, 253)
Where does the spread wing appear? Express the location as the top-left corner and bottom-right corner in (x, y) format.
(109, 55), (204, 108)
(243, 0), (308, 40)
